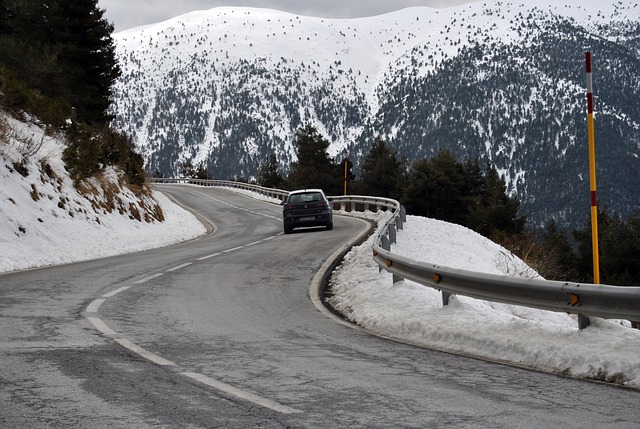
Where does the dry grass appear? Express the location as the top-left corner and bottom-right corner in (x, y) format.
(74, 169), (165, 223)
(30, 184), (40, 201)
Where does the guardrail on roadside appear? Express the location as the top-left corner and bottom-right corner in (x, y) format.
(150, 177), (289, 201)
(327, 195), (398, 213)
(152, 179), (640, 329)
(367, 195), (640, 329)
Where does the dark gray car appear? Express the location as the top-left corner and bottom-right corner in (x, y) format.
(282, 189), (333, 234)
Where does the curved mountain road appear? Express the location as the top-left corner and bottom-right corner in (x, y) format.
(1, 185), (638, 428)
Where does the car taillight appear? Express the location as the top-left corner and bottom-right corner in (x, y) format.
(284, 204), (295, 210)
(317, 202), (328, 208)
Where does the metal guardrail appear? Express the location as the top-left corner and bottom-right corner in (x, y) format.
(327, 195), (398, 213)
(150, 178), (289, 201)
(368, 196), (640, 328)
(152, 179), (640, 328)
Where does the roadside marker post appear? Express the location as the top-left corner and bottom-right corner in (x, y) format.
(581, 51), (600, 330)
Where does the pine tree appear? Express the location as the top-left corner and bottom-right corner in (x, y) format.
(360, 137), (404, 200)
(0, 0), (120, 123)
(0, 0), (11, 35)
(262, 154), (285, 189)
(287, 124), (335, 191)
(404, 150), (470, 225)
(468, 162), (525, 237)
(574, 208), (640, 285)
(539, 219), (579, 281)
(403, 151), (525, 237)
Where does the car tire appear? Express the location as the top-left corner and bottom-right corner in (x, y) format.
(284, 225), (293, 234)
(326, 222), (333, 231)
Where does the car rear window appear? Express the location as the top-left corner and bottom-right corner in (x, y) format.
(290, 192), (322, 203)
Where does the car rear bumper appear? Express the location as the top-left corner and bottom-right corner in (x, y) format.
(283, 212), (332, 228)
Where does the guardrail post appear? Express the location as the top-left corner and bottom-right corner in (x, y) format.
(393, 273), (404, 284)
(578, 314), (590, 330)
(379, 236), (390, 273)
(442, 291), (451, 306)
(395, 215), (402, 231)
(388, 224), (396, 245)
(381, 235), (390, 252)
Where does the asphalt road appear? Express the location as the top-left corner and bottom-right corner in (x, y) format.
(1, 185), (639, 428)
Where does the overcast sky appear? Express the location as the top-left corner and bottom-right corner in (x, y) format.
(98, 0), (475, 32)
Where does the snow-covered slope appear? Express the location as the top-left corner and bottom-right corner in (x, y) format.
(114, 1), (631, 106)
(0, 111), (205, 272)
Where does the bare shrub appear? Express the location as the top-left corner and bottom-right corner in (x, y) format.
(0, 113), (45, 166)
(15, 132), (45, 159)
(0, 115), (10, 147)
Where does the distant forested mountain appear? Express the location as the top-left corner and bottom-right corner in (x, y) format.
(109, 1), (640, 228)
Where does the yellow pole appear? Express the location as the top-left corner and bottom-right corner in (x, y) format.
(586, 51), (600, 284)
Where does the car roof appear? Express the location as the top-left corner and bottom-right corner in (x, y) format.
(288, 189), (325, 195)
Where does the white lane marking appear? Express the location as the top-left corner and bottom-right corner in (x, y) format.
(87, 316), (116, 336)
(197, 252), (222, 261)
(86, 299), (105, 313)
(166, 262), (193, 272)
(264, 233), (283, 240)
(103, 286), (131, 298)
(200, 192), (280, 221)
(115, 338), (176, 366)
(85, 227), (299, 412)
(134, 273), (164, 284)
(181, 372), (302, 415)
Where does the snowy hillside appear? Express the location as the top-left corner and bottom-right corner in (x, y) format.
(0, 111), (205, 272)
(110, 0), (640, 228)
(112, 0), (636, 156)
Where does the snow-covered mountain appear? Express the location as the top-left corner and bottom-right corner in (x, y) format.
(110, 0), (640, 228)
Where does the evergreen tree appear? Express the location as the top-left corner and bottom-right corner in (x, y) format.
(180, 160), (196, 178)
(573, 208), (640, 285)
(404, 150), (470, 225)
(402, 158), (433, 217)
(539, 219), (580, 281)
(360, 137), (404, 200)
(287, 124), (335, 191)
(468, 162), (525, 237)
(262, 154), (285, 189)
(0, 0), (120, 123)
(0, 0), (11, 35)
(404, 151), (525, 237)
(194, 162), (210, 180)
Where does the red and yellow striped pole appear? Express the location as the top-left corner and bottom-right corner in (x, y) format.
(585, 51), (600, 285)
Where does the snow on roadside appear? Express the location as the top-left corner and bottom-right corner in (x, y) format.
(329, 214), (640, 389)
